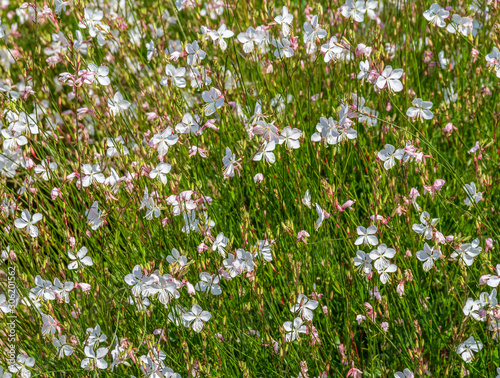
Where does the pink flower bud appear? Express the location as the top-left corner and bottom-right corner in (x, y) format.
(397, 281), (405, 296)
(485, 238), (494, 253)
(77, 282), (91, 292)
(51, 187), (61, 200)
(479, 275), (491, 285)
(443, 122), (458, 134)
(253, 173), (264, 183)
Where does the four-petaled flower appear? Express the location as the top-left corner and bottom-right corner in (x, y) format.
(290, 294), (319, 321)
(283, 317), (307, 342)
(68, 246), (93, 270)
(182, 304), (211, 333)
(406, 98), (434, 121)
(14, 209), (43, 237)
(416, 243), (441, 271)
(378, 144), (404, 170)
(108, 92), (131, 116)
(355, 225), (378, 246)
(376, 66), (404, 92)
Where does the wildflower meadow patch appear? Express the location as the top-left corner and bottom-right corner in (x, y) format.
(1, 0), (500, 377)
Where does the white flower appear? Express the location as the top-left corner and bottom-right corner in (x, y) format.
(369, 244), (396, 270)
(378, 144), (404, 170)
(186, 40), (206, 65)
(78, 8), (104, 38)
(14, 209), (43, 237)
(365, 0), (378, 19)
(34, 159), (57, 180)
(42, 314), (59, 335)
(151, 127), (179, 156)
(14, 112), (38, 134)
(182, 211), (200, 233)
(2, 129), (28, 151)
(235, 248), (255, 273)
(175, 113), (200, 135)
(8, 354), (35, 377)
(485, 47), (500, 78)
(341, 0), (367, 22)
(321, 36), (348, 63)
(274, 6), (293, 36)
(283, 317), (307, 342)
(86, 201), (102, 230)
(166, 248), (187, 266)
(68, 246), (93, 270)
(394, 369), (414, 378)
(483, 264), (500, 288)
(146, 40), (156, 61)
(377, 263), (397, 284)
(237, 27), (264, 53)
(280, 126), (302, 149)
(108, 92), (131, 116)
(462, 298), (485, 321)
(149, 163), (171, 185)
(464, 182), (482, 206)
(355, 226), (378, 246)
(53, 336), (74, 358)
(271, 38), (294, 59)
(311, 117), (340, 144)
(88, 63), (110, 85)
(52, 278), (74, 303)
(358, 60), (370, 80)
(208, 23), (234, 51)
(202, 87), (224, 116)
(81, 164), (105, 187)
(406, 98), (434, 121)
(81, 345), (108, 370)
(478, 288), (498, 309)
(32, 275), (56, 300)
(451, 239), (481, 266)
(106, 136), (129, 157)
(455, 336), (482, 363)
(376, 66), (404, 92)
(212, 232), (228, 257)
(446, 14), (473, 36)
(314, 203), (325, 230)
(353, 251), (373, 274)
(222, 253), (241, 278)
(416, 243), (441, 271)
(155, 276), (180, 305)
(290, 294), (319, 321)
(223, 147), (238, 178)
(144, 197), (161, 220)
(423, 3), (449, 28)
(182, 304), (211, 333)
(160, 64), (186, 88)
(302, 189), (312, 208)
(254, 239), (273, 262)
(124, 265), (147, 297)
(303, 15), (327, 44)
(85, 324), (108, 347)
(412, 211), (439, 240)
(195, 272), (222, 295)
(253, 141), (276, 164)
